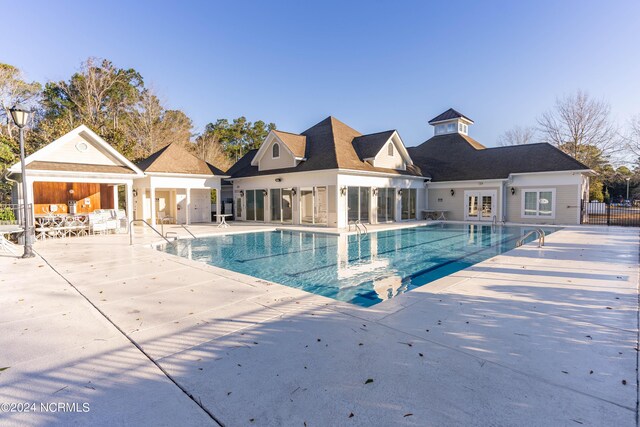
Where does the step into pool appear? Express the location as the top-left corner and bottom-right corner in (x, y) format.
(158, 223), (557, 307)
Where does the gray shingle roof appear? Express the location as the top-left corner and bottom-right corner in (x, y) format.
(428, 108), (474, 124)
(352, 130), (396, 159)
(408, 133), (590, 182)
(228, 117), (423, 179)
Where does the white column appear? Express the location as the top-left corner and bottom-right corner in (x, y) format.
(112, 185), (119, 210)
(185, 188), (191, 225)
(215, 185), (221, 223)
(150, 186), (156, 226)
(125, 182), (134, 226)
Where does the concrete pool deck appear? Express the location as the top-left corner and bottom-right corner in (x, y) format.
(0, 223), (637, 426)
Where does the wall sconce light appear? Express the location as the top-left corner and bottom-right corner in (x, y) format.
(450, 189), (455, 196)
(275, 178), (282, 183)
(372, 188), (378, 196)
(262, 189), (268, 196)
(510, 187), (516, 196)
(340, 186), (347, 196)
(291, 188), (297, 196)
(68, 189), (75, 195)
(398, 189), (404, 196)
(132, 189), (138, 197)
(239, 190), (244, 197)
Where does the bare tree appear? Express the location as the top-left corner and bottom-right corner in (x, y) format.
(192, 130), (233, 171)
(537, 90), (620, 167)
(498, 125), (536, 146)
(0, 64), (41, 138)
(625, 114), (640, 157)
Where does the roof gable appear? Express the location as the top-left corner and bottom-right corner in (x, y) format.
(250, 130), (307, 168)
(137, 143), (226, 175)
(10, 125), (143, 175)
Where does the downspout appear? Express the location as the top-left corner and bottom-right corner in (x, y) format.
(501, 179), (508, 224)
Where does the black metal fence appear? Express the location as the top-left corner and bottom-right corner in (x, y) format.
(581, 200), (640, 226)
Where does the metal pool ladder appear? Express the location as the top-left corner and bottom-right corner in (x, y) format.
(348, 220), (368, 237)
(516, 228), (545, 248)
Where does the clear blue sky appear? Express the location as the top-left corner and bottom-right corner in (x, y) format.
(3, 0), (639, 147)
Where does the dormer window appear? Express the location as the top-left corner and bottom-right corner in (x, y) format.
(272, 143), (280, 158)
(388, 143), (394, 156)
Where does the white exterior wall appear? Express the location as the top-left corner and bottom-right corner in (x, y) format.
(372, 141), (405, 170)
(337, 172), (425, 228)
(427, 172), (587, 225)
(41, 134), (124, 166)
(133, 174), (221, 225)
(428, 181), (504, 222)
(231, 170), (425, 228)
(258, 139), (296, 170)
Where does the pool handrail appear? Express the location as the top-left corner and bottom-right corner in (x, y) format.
(516, 228), (545, 248)
(129, 219), (173, 246)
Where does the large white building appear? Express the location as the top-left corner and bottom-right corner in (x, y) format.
(225, 110), (592, 227)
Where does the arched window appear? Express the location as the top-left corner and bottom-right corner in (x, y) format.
(388, 142), (394, 156)
(272, 143), (280, 158)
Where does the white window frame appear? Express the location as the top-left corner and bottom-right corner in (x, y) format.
(388, 142), (394, 156)
(521, 188), (556, 219)
(272, 142), (280, 159)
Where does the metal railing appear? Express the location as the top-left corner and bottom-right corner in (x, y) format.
(159, 216), (176, 236)
(516, 228), (545, 248)
(129, 219), (173, 245)
(180, 224), (197, 239)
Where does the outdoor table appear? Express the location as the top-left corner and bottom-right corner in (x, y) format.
(215, 214), (233, 228)
(422, 209), (448, 220)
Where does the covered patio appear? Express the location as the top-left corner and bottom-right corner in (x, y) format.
(134, 143), (228, 226)
(8, 125), (144, 237)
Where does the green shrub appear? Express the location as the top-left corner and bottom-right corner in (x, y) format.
(0, 207), (16, 223)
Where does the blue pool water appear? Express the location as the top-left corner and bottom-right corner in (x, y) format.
(159, 223), (557, 307)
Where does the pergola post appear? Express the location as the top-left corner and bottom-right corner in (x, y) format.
(125, 182), (134, 226)
(185, 188), (191, 225)
(112, 185), (119, 210)
(150, 186), (156, 226)
(215, 184), (221, 223)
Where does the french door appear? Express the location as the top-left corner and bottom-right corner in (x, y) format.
(464, 190), (496, 221)
(270, 188), (293, 223)
(300, 186), (327, 225)
(347, 187), (370, 223)
(246, 189), (265, 221)
(377, 188), (395, 223)
(401, 188), (417, 220)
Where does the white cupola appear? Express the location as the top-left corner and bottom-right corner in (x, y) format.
(429, 108), (474, 136)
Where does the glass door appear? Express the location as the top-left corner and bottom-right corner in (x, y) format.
(401, 188), (416, 220)
(464, 191), (495, 221)
(315, 186), (328, 225)
(300, 188), (314, 224)
(347, 186), (371, 223)
(377, 188), (396, 223)
(282, 189), (293, 223)
(246, 190), (255, 221)
(270, 189), (281, 222)
(246, 190), (265, 221)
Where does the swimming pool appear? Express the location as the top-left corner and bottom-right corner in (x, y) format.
(159, 223), (557, 307)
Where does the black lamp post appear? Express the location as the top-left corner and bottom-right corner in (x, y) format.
(9, 104), (34, 258)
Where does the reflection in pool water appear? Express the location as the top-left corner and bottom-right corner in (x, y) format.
(159, 223), (557, 307)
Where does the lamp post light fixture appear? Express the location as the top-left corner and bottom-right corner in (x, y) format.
(9, 104), (34, 258)
(626, 177), (631, 200)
